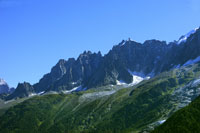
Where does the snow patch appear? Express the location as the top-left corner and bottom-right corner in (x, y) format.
(128, 70), (150, 85)
(63, 86), (86, 94)
(158, 120), (166, 124)
(63, 86), (81, 93)
(71, 82), (77, 85)
(121, 41), (126, 46)
(0, 79), (7, 85)
(131, 75), (145, 85)
(37, 91), (45, 95)
(116, 70), (151, 87)
(178, 27), (199, 45)
(172, 56), (200, 69)
(28, 92), (45, 97)
(116, 80), (126, 85)
(29, 93), (37, 97)
(183, 56), (200, 66)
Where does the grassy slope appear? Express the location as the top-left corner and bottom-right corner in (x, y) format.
(0, 98), (29, 116)
(0, 94), (65, 133)
(152, 95), (200, 133)
(0, 63), (200, 133)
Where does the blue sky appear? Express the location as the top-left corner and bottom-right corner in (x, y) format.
(1, 0), (200, 87)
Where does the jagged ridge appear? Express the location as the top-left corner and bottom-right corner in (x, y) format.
(9, 27), (200, 99)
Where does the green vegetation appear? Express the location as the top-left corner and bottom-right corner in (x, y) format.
(0, 94), (65, 133)
(0, 97), (28, 116)
(153, 95), (200, 133)
(1, 63), (200, 133)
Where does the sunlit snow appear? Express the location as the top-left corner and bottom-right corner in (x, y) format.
(128, 70), (150, 85)
(158, 120), (166, 124)
(0, 79), (7, 85)
(37, 91), (45, 95)
(116, 70), (150, 86)
(183, 56), (200, 66)
(29, 93), (37, 97)
(63, 86), (87, 94)
(116, 80), (126, 85)
(177, 27), (199, 44)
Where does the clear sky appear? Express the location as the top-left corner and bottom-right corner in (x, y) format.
(1, 0), (200, 87)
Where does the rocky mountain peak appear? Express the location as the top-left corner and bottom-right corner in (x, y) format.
(6, 82), (34, 100)
(6, 26), (200, 99)
(78, 51), (95, 59)
(57, 59), (67, 64)
(143, 39), (167, 46)
(0, 78), (14, 95)
(0, 78), (7, 85)
(18, 82), (33, 89)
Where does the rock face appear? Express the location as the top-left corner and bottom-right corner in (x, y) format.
(0, 79), (9, 94)
(26, 27), (200, 91)
(85, 40), (171, 88)
(7, 27), (200, 98)
(0, 79), (14, 94)
(86, 28), (200, 88)
(33, 51), (103, 92)
(6, 82), (34, 100)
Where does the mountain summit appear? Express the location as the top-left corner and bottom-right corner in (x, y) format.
(0, 78), (14, 94)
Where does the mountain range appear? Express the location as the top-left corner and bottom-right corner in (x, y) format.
(1, 27), (200, 132)
(6, 27), (200, 100)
